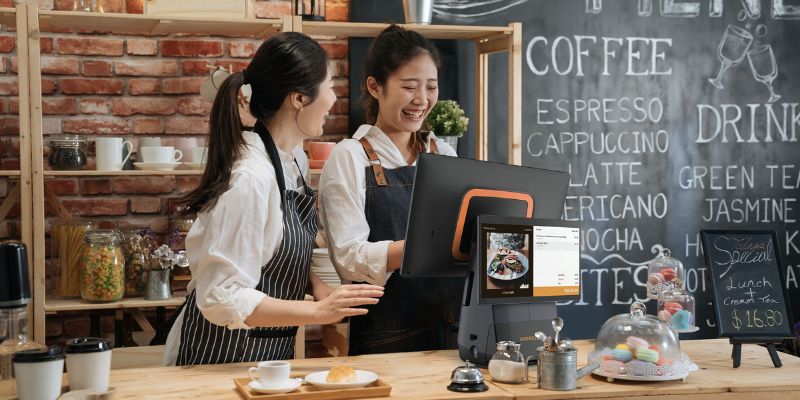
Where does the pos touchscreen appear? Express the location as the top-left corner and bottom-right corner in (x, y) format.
(477, 216), (581, 305)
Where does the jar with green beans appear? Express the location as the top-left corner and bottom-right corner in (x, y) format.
(81, 229), (125, 302)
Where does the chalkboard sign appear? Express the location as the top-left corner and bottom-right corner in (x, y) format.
(701, 230), (795, 339)
(351, 1), (800, 341)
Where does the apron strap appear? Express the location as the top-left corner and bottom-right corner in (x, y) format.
(359, 137), (388, 187)
(253, 121), (286, 194)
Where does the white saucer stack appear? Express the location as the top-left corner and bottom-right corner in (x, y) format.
(311, 248), (341, 287)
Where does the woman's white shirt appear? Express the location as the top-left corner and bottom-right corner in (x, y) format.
(164, 130), (307, 366)
(318, 125), (456, 286)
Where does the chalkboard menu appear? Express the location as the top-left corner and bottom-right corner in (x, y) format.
(701, 230), (795, 338)
(350, 1), (800, 340)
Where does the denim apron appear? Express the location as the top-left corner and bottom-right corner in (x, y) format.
(348, 131), (462, 355)
(176, 122), (317, 365)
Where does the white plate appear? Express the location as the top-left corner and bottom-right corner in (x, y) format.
(304, 370), (378, 390)
(247, 378), (301, 394)
(486, 249), (529, 280)
(133, 162), (181, 171)
(183, 162), (206, 170)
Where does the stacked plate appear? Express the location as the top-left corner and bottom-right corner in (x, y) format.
(311, 248), (341, 287)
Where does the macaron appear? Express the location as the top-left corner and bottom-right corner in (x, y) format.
(658, 309), (673, 322)
(670, 309), (693, 331)
(662, 302), (684, 314)
(627, 360), (652, 376)
(660, 267), (677, 281)
(635, 347), (660, 363)
(614, 344), (630, 351)
(648, 272), (666, 285)
(626, 336), (649, 349)
(611, 348), (632, 362)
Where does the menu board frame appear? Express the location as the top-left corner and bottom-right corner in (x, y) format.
(701, 229), (796, 340)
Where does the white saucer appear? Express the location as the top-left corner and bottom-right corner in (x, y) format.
(304, 370), (378, 390)
(182, 162), (206, 170)
(133, 162), (181, 171)
(247, 378), (301, 394)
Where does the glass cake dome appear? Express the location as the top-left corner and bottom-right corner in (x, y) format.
(588, 302), (697, 382)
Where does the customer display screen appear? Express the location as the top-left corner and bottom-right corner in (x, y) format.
(479, 220), (581, 303)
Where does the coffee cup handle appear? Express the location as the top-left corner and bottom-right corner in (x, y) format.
(248, 367), (259, 383)
(120, 141), (134, 167)
(173, 149), (183, 162)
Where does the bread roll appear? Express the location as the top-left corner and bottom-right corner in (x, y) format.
(326, 365), (357, 383)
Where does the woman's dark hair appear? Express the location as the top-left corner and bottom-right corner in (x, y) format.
(361, 25), (441, 155)
(180, 32), (329, 215)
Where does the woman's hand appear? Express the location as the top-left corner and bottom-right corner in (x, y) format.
(311, 281), (334, 302)
(313, 284), (384, 325)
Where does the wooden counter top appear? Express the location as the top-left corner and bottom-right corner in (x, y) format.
(1, 339), (798, 399)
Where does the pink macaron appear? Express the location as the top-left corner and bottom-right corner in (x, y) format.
(660, 267), (677, 281)
(626, 336), (649, 349)
(648, 272), (666, 285)
(663, 302), (684, 314)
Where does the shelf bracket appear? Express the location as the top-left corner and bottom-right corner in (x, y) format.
(0, 182), (21, 221)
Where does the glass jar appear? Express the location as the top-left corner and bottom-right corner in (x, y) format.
(81, 230), (124, 302)
(51, 219), (95, 299)
(646, 248), (684, 299)
(121, 228), (155, 297)
(588, 302), (696, 381)
(47, 135), (88, 171)
(657, 288), (697, 333)
(488, 341), (526, 383)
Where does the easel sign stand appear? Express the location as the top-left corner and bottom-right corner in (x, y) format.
(701, 230), (796, 369)
(729, 338), (783, 368)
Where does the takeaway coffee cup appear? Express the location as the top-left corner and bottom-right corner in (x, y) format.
(139, 146), (182, 163)
(65, 337), (112, 391)
(248, 360), (292, 386)
(13, 346), (65, 400)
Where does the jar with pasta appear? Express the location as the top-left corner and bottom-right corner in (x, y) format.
(51, 219), (95, 299)
(121, 228), (155, 297)
(81, 230), (125, 302)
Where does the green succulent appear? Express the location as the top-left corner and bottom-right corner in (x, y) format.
(425, 100), (469, 137)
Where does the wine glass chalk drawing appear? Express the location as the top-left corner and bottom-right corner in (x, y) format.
(709, 25), (753, 90)
(747, 44), (781, 103)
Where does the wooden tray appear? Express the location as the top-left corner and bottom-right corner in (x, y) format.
(233, 376), (392, 400)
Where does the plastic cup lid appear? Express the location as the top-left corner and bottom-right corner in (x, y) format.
(65, 337), (112, 353)
(13, 346), (65, 363)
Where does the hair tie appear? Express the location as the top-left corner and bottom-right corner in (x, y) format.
(241, 69), (251, 85)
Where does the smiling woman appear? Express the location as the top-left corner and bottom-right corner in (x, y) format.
(319, 25), (464, 356)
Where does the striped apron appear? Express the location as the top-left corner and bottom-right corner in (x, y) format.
(176, 123), (317, 365)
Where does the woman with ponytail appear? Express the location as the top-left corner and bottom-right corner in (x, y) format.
(164, 32), (383, 366)
(319, 25), (461, 355)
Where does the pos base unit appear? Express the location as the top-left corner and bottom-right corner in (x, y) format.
(458, 267), (557, 366)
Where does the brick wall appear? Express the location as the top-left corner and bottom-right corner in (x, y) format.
(0, 0), (350, 343)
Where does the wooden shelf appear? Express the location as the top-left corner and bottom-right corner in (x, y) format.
(298, 21), (513, 41)
(44, 295), (186, 312)
(44, 170), (203, 176)
(0, 7), (16, 27)
(37, 9), (285, 37)
(0, 170), (21, 177)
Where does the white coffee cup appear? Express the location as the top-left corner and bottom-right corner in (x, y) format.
(138, 137), (162, 148)
(65, 337), (112, 392)
(13, 346), (65, 400)
(248, 360), (291, 386)
(96, 137), (133, 171)
(187, 147), (208, 164)
(140, 146), (182, 163)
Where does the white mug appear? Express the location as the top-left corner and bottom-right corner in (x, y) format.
(140, 146), (182, 163)
(248, 360), (291, 385)
(187, 147), (208, 164)
(138, 137), (162, 148)
(96, 137), (133, 171)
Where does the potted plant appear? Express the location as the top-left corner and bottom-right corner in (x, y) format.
(424, 99), (469, 152)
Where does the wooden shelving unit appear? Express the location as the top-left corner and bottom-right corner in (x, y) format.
(294, 17), (522, 164)
(44, 296), (186, 312)
(17, 7), (522, 352)
(37, 9), (288, 37)
(0, 170), (22, 176)
(44, 170), (204, 176)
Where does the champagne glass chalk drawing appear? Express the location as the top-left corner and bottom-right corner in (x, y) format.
(747, 44), (781, 103)
(708, 25), (753, 90)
